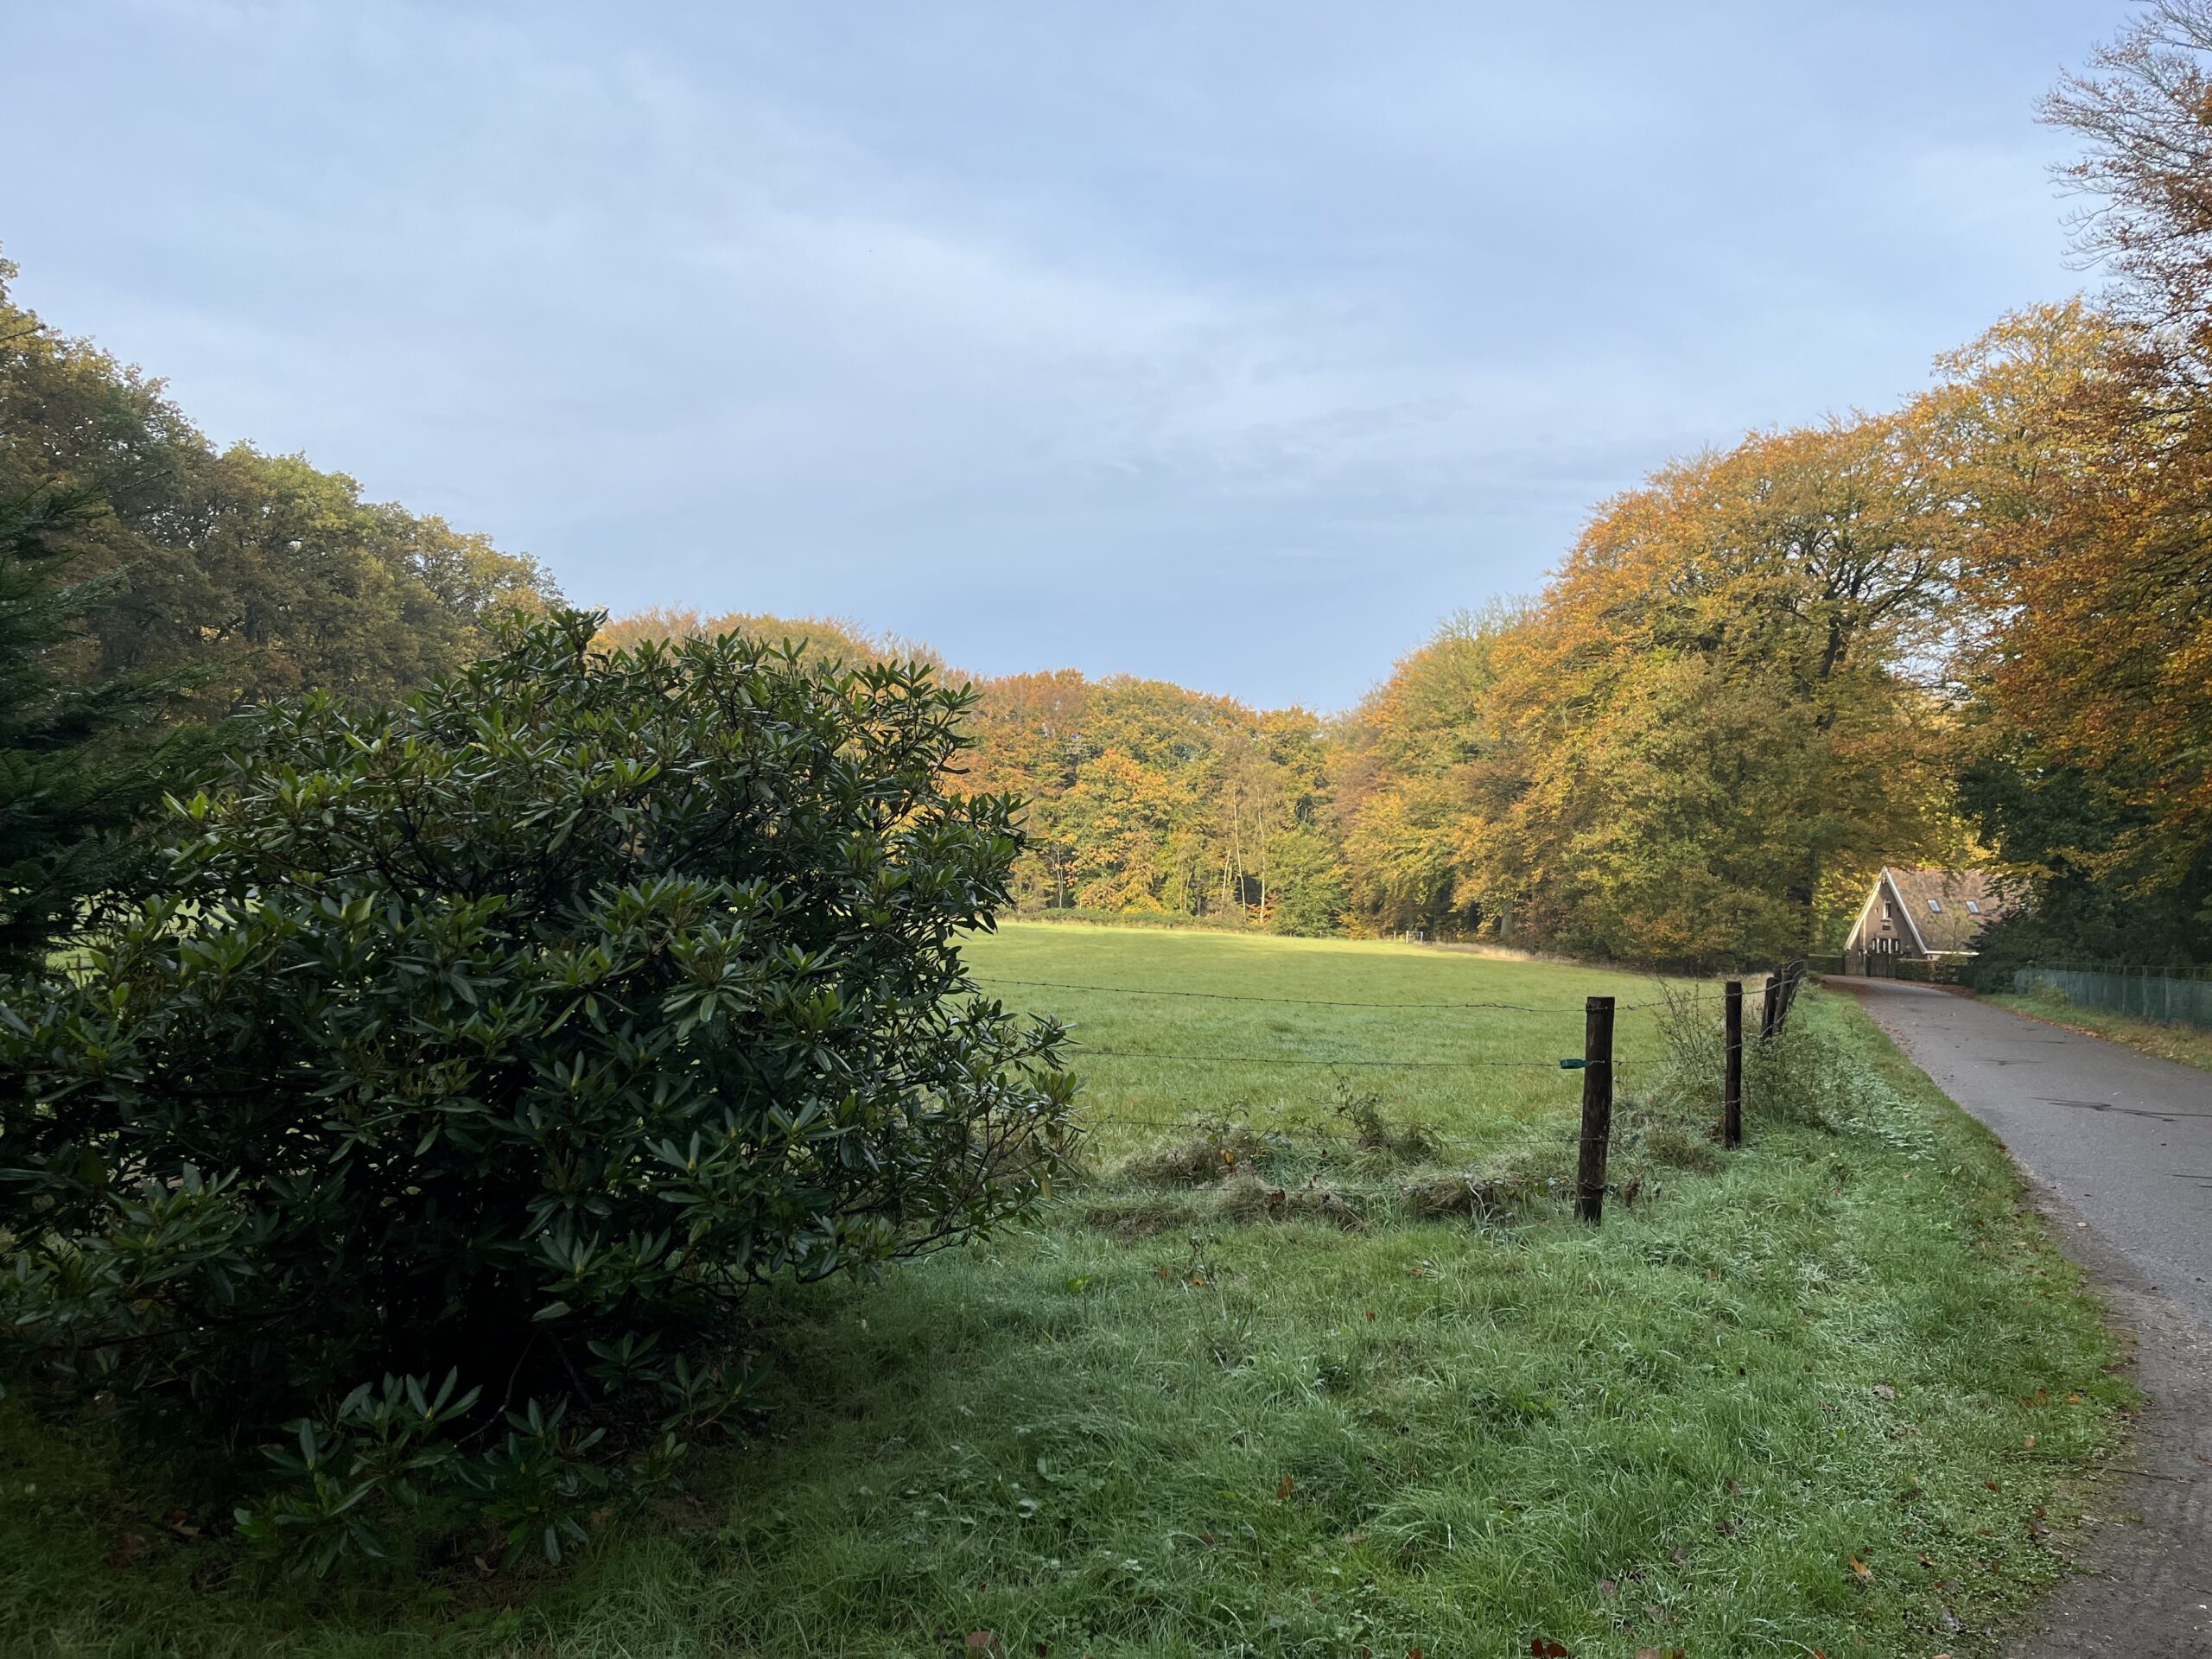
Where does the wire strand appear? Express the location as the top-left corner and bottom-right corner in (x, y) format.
(1070, 1049), (1665, 1069)
(974, 976), (1681, 1014)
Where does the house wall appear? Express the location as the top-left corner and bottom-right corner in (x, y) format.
(1843, 873), (1923, 964)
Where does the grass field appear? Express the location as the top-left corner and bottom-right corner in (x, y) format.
(1987, 986), (2212, 1074)
(965, 924), (1691, 1157)
(0, 925), (2126, 1657)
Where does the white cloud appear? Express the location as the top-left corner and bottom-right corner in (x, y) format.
(1, 0), (2121, 707)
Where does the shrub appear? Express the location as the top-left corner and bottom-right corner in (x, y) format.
(0, 611), (1074, 1572)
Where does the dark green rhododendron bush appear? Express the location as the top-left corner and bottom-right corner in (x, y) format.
(0, 611), (1074, 1573)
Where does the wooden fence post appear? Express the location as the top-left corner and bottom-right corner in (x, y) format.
(1575, 995), (1616, 1224)
(1760, 973), (1782, 1041)
(1723, 980), (1744, 1148)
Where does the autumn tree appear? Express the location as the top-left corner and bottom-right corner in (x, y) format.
(960, 671), (1344, 933)
(1913, 9), (2212, 969)
(1335, 604), (1528, 938)
(594, 607), (930, 668)
(1452, 420), (1960, 967)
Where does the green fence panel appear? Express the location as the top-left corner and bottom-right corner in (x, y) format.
(2016, 966), (2212, 1031)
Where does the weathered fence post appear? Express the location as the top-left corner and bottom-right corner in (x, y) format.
(1575, 995), (1616, 1224)
(1722, 980), (1744, 1148)
(1782, 958), (1807, 1031)
(1760, 973), (1781, 1041)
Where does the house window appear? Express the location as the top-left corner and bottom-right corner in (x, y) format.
(1928, 898), (1942, 913)
(1883, 900), (1894, 919)
(1967, 899), (1980, 915)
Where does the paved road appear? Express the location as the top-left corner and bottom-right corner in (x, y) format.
(1837, 979), (2212, 1658)
(1842, 977), (2212, 1330)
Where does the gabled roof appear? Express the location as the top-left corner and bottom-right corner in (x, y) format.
(1880, 867), (2018, 955)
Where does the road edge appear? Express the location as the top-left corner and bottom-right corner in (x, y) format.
(1831, 979), (2212, 1656)
(1995, 1176), (2212, 1657)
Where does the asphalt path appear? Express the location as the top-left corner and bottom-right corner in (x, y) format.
(1837, 978), (2212, 1657)
(1841, 977), (2212, 1330)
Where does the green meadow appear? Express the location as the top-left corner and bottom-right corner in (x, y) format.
(2, 925), (2123, 1657)
(965, 924), (1681, 1154)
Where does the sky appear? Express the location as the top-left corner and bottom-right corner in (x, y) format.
(0, 0), (2128, 710)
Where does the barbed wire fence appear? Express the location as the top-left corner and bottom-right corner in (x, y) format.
(973, 959), (1814, 1226)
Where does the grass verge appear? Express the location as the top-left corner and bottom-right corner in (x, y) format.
(1986, 988), (2212, 1074)
(0, 927), (2126, 1657)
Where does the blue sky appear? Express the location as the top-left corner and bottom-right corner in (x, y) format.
(2, 0), (2124, 709)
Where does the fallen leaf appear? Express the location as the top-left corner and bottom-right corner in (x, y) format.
(1276, 1474), (1295, 1500)
(163, 1509), (200, 1540)
(1598, 1577), (1618, 1597)
(2024, 1433), (2037, 1448)
(1850, 1555), (1875, 1580)
(965, 1634), (1000, 1656)
(1529, 1641), (1570, 1658)
(102, 1531), (148, 1570)
(1670, 1545), (1686, 1563)
(1365, 1309), (1377, 1321)
(2066, 1392), (2082, 1403)
(1872, 1383), (1897, 1401)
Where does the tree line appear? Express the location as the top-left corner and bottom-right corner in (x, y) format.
(8, 4), (2210, 978)
(611, 272), (2202, 975)
(618, 7), (2206, 976)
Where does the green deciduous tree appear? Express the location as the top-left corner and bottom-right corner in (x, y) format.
(0, 255), (557, 711)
